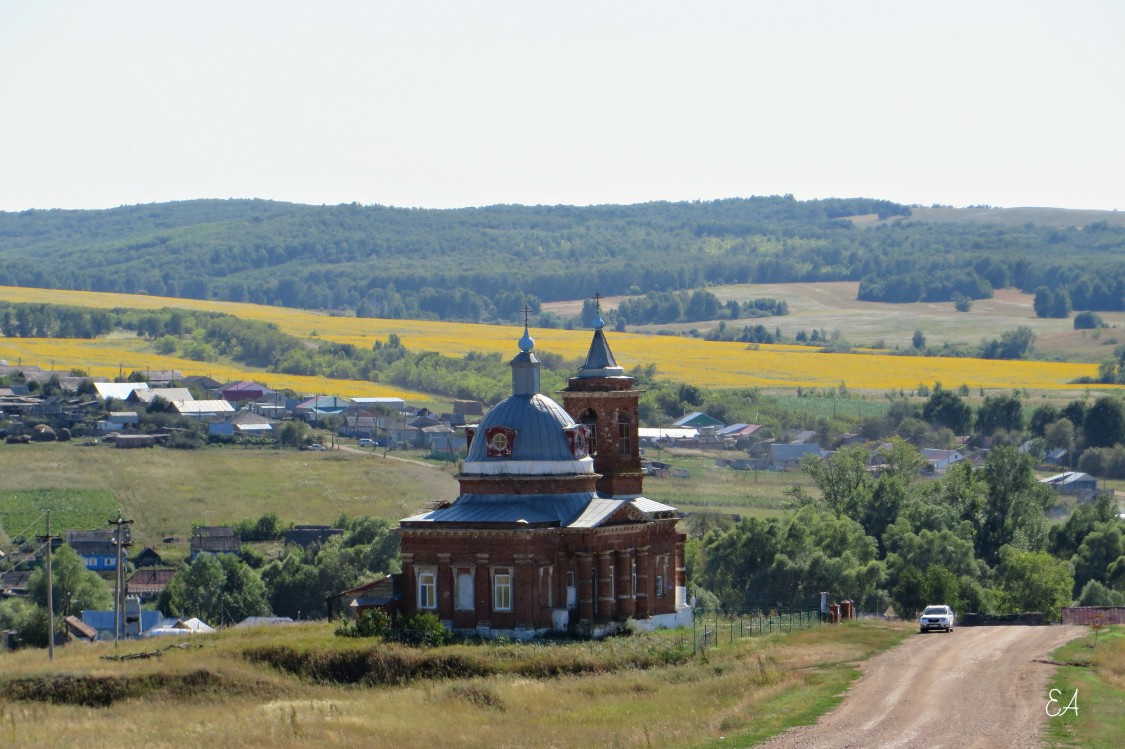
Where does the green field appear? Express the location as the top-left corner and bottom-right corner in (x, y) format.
(0, 488), (119, 545)
(1046, 625), (1125, 749)
(0, 442), (811, 552)
(643, 449), (816, 519)
(0, 443), (458, 553)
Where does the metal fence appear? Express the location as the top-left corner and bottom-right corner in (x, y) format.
(693, 609), (822, 652)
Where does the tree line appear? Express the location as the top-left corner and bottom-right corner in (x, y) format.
(2, 196), (1123, 323)
(692, 442), (1123, 618)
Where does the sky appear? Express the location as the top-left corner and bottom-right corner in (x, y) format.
(1, 1), (1123, 212)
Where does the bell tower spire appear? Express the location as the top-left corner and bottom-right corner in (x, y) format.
(562, 293), (643, 497)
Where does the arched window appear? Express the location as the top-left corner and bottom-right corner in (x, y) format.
(617, 412), (631, 456)
(580, 408), (598, 456)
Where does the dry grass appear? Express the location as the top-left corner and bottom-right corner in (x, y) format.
(0, 620), (912, 749)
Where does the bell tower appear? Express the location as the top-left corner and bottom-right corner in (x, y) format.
(561, 296), (643, 497)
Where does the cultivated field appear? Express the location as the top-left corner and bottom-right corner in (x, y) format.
(0, 286), (1115, 395)
(615, 282), (1125, 359)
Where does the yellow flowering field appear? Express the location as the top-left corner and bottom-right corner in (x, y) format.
(0, 286), (1110, 392)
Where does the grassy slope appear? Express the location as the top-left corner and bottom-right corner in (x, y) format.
(1045, 625), (1125, 749)
(0, 443), (813, 549)
(0, 619), (911, 749)
(0, 443), (458, 552)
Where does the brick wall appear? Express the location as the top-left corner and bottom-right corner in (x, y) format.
(1061, 606), (1125, 625)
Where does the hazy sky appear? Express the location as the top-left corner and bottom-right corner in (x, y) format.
(2, 1), (1123, 212)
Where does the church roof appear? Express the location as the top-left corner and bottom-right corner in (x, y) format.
(576, 326), (625, 378)
(401, 492), (598, 527)
(461, 323), (594, 475)
(466, 394), (579, 463)
(400, 320), (681, 532)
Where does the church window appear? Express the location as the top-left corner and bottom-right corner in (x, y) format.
(632, 560), (637, 599)
(580, 409), (598, 455)
(418, 570), (437, 609)
(455, 571), (474, 611)
(493, 568), (512, 611)
(656, 575), (665, 598)
(617, 413), (631, 455)
(485, 426), (516, 457)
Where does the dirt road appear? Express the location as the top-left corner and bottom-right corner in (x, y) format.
(754, 625), (1085, 749)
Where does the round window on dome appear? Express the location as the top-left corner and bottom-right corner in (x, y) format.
(485, 426), (516, 457)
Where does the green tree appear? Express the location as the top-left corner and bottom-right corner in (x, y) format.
(922, 388), (972, 434)
(890, 565), (927, 618)
(912, 330), (926, 349)
(994, 547), (1074, 620)
(27, 545), (112, 618)
(279, 420), (310, 446)
(162, 553), (271, 626)
(1029, 404), (1060, 437)
(801, 445), (872, 517)
(975, 393), (1024, 436)
(1083, 396), (1125, 449)
(1072, 521), (1124, 595)
(977, 447), (1052, 565)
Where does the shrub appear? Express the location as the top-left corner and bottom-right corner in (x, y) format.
(335, 609), (391, 638)
(1074, 311), (1105, 330)
(392, 611), (452, 647)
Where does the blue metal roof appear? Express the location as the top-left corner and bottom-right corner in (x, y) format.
(466, 393), (577, 463)
(404, 492), (598, 527)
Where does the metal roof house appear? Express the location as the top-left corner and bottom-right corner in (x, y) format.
(399, 319), (689, 640)
(94, 382), (150, 401)
(673, 411), (724, 429)
(1039, 471), (1098, 500)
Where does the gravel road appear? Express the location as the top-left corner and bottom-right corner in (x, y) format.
(752, 625), (1085, 749)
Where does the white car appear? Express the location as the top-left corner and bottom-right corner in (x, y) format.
(919, 604), (955, 633)
(306, 443), (326, 451)
(358, 438), (375, 447)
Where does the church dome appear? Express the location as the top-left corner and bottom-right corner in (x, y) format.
(461, 324), (594, 477)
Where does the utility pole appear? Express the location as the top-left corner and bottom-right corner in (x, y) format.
(108, 512), (134, 645)
(45, 510), (56, 660)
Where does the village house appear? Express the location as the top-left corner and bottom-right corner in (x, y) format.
(398, 320), (690, 639)
(1039, 471), (1098, 501)
(66, 528), (131, 575)
(94, 381), (149, 403)
(220, 380), (273, 404)
(189, 526), (242, 559)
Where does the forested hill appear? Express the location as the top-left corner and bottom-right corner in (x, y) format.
(1, 196), (1124, 323)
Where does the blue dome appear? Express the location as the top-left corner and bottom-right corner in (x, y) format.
(466, 394), (577, 464)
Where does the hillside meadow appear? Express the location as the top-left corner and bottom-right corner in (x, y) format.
(0, 443), (458, 552)
(0, 286), (1113, 394)
(0, 443), (809, 550)
(0, 618), (913, 749)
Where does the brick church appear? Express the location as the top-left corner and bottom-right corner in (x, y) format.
(398, 317), (690, 638)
